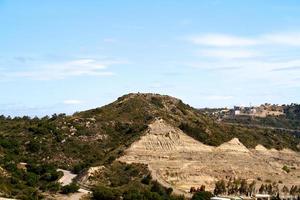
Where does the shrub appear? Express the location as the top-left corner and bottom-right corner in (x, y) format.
(92, 185), (120, 200)
(141, 174), (152, 185)
(151, 180), (166, 196)
(45, 182), (61, 192)
(61, 183), (79, 194)
(214, 180), (226, 195)
(72, 163), (87, 174)
(151, 97), (164, 108)
(123, 189), (143, 200)
(282, 165), (290, 173)
(192, 191), (213, 200)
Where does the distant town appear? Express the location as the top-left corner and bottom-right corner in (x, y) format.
(201, 103), (287, 119)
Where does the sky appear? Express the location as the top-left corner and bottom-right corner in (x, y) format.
(1, 0), (300, 116)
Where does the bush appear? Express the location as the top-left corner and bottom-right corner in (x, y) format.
(92, 185), (120, 200)
(192, 191), (213, 200)
(72, 163), (87, 174)
(151, 180), (166, 196)
(151, 97), (164, 108)
(61, 183), (79, 194)
(214, 180), (226, 195)
(25, 172), (39, 187)
(141, 174), (152, 185)
(123, 189), (144, 200)
(45, 182), (61, 192)
(282, 165), (290, 173)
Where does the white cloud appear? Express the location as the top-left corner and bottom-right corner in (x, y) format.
(184, 31), (300, 88)
(262, 32), (300, 46)
(183, 58), (300, 88)
(187, 32), (300, 47)
(187, 34), (258, 47)
(187, 58), (300, 72)
(1, 58), (122, 80)
(198, 49), (258, 59)
(63, 99), (82, 105)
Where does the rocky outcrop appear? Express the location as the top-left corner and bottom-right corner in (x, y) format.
(118, 119), (300, 194)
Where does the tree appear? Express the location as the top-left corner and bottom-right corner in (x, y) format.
(266, 184), (273, 195)
(25, 172), (39, 187)
(151, 180), (166, 196)
(271, 182), (279, 196)
(192, 191), (213, 200)
(61, 183), (79, 194)
(92, 185), (120, 200)
(259, 184), (266, 194)
(290, 185), (298, 197)
(232, 178), (241, 194)
(123, 189), (143, 200)
(166, 187), (173, 195)
(239, 179), (248, 195)
(282, 185), (289, 196)
(227, 179), (235, 195)
(141, 174), (152, 185)
(199, 185), (206, 192)
(190, 187), (197, 193)
(249, 181), (256, 196)
(271, 193), (281, 200)
(214, 180), (226, 195)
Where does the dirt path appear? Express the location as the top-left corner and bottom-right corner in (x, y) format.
(56, 169), (91, 200)
(58, 169), (77, 186)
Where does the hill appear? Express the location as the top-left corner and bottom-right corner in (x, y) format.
(0, 93), (299, 199)
(118, 119), (299, 194)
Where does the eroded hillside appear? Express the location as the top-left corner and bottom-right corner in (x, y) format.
(118, 119), (300, 194)
(1, 93), (300, 198)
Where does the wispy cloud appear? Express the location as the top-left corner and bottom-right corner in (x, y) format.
(186, 59), (300, 72)
(272, 66), (300, 71)
(0, 58), (124, 80)
(187, 34), (258, 47)
(183, 31), (300, 89)
(262, 32), (300, 46)
(198, 49), (258, 59)
(183, 58), (300, 88)
(208, 66), (241, 71)
(187, 32), (300, 47)
(63, 99), (82, 105)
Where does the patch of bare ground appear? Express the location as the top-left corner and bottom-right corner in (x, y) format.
(117, 119), (300, 195)
(0, 166), (9, 177)
(77, 166), (105, 187)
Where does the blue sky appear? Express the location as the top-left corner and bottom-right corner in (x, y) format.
(1, 0), (300, 116)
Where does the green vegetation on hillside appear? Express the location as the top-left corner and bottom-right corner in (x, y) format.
(0, 93), (300, 199)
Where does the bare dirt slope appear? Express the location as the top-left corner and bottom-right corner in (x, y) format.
(118, 119), (300, 194)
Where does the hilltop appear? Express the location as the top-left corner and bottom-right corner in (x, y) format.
(0, 93), (300, 199)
